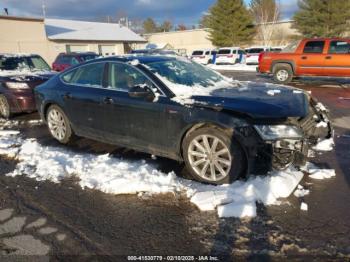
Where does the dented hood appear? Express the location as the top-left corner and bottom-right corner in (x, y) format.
(192, 82), (310, 119)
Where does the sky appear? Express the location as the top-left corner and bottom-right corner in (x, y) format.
(0, 0), (299, 26)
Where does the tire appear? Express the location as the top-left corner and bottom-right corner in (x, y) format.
(0, 94), (11, 119)
(273, 64), (293, 84)
(182, 127), (245, 185)
(46, 105), (75, 144)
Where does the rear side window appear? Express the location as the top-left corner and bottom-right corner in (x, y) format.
(108, 63), (151, 91)
(63, 63), (105, 87)
(247, 48), (264, 54)
(303, 41), (325, 54)
(218, 49), (231, 55)
(329, 41), (350, 54)
(205, 51), (210, 55)
(57, 56), (79, 65)
(192, 51), (203, 56)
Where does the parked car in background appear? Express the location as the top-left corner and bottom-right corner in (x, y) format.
(215, 47), (245, 65)
(35, 55), (331, 185)
(246, 46), (271, 65)
(258, 38), (350, 84)
(191, 49), (217, 65)
(52, 52), (99, 72)
(0, 54), (56, 118)
(130, 49), (179, 56)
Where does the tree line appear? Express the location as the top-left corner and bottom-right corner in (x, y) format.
(141, 0), (350, 46)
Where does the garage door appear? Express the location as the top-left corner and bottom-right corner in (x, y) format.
(99, 45), (116, 56)
(66, 45), (88, 52)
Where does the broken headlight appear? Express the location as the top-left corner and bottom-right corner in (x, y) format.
(254, 125), (303, 140)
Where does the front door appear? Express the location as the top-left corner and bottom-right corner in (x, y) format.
(102, 62), (171, 154)
(296, 40), (326, 76)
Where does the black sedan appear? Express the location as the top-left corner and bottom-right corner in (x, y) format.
(35, 56), (332, 184)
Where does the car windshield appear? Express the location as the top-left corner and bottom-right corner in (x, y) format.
(146, 58), (229, 88)
(281, 40), (301, 53)
(0, 55), (50, 71)
(192, 51), (204, 56)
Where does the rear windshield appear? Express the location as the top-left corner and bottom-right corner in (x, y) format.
(0, 55), (50, 71)
(192, 51), (204, 56)
(218, 49), (231, 55)
(281, 40), (301, 53)
(247, 48), (264, 54)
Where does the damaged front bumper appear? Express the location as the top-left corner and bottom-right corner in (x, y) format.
(252, 100), (333, 172)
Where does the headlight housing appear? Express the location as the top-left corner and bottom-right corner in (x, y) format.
(5, 82), (30, 90)
(254, 125), (303, 140)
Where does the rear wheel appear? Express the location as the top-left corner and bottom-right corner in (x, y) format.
(183, 127), (245, 184)
(0, 95), (11, 119)
(46, 105), (75, 144)
(273, 64), (293, 84)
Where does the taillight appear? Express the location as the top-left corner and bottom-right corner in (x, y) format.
(199, 56), (205, 59)
(227, 55), (233, 58)
(246, 55), (251, 58)
(258, 52), (265, 63)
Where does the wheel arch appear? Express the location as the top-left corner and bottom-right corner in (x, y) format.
(271, 60), (296, 74)
(179, 122), (250, 177)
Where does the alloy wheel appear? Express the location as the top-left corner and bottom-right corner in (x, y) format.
(188, 135), (232, 182)
(276, 69), (289, 82)
(47, 109), (67, 141)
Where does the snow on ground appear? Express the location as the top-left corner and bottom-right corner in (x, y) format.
(208, 64), (257, 72)
(0, 126), (336, 218)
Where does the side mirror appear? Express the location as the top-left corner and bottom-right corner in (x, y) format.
(128, 85), (154, 100)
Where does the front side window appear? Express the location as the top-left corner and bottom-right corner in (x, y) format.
(218, 49), (231, 55)
(65, 63), (105, 87)
(329, 41), (350, 54)
(108, 63), (151, 91)
(303, 41), (325, 54)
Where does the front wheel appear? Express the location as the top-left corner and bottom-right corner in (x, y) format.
(183, 127), (245, 185)
(273, 64), (293, 84)
(0, 94), (11, 119)
(46, 105), (75, 144)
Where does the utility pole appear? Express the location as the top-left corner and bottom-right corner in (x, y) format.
(42, 0), (46, 18)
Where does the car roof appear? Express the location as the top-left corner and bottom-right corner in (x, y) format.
(59, 52), (98, 56)
(86, 55), (177, 65)
(303, 37), (350, 41)
(0, 53), (40, 58)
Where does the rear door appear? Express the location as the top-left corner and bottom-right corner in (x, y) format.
(324, 40), (350, 76)
(296, 40), (326, 76)
(59, 62), (107, 137)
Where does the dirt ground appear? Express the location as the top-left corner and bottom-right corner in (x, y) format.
(0, 72), (349, 261)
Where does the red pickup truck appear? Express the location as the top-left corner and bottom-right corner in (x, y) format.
(258, 38), (350, 84)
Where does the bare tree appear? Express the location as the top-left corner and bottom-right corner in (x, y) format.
(250, 0), (281, 46)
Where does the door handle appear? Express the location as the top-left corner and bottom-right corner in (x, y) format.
(63, 92), (72, 99)
(301, 56), (307, 60)
(103, 97), (114, 104)
(325, 56), (332, 60)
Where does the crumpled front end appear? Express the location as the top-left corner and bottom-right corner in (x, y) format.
(269, 99), (333, 171)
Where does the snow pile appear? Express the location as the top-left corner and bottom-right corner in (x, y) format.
(313, 138), (334, 152)
(301, 162), (336, 180)
(267, 89), (281, 96)
(208, 64), (257, 72)
(293, 185), (310, 197)
(0, 129), (335, 218)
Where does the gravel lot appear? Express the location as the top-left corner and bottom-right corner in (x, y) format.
(0, 71), (349, 261)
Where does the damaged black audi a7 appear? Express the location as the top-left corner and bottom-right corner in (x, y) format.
(34, 56), (332, 184)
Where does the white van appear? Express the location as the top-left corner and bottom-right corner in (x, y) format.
(215, 47), (245, 65)
(191, 49), (217, 65)
(245, 46), (271, 65)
